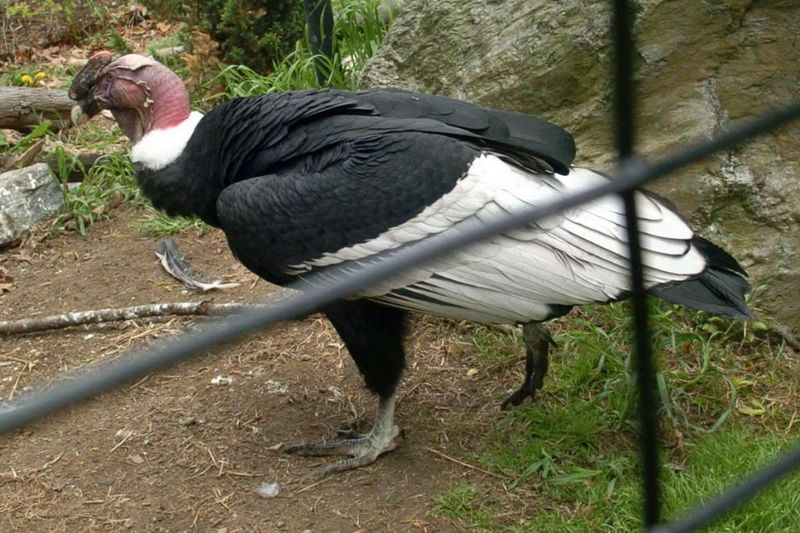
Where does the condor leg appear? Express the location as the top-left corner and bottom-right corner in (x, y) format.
(285, 301), (407, 475)
(501, 322), (554, 409)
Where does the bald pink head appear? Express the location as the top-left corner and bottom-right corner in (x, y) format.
(69, 53), (191, 143)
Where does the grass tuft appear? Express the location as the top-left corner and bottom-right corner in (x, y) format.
(213, 0), (394, 96)
(433, 484), (496, 531)
(57, 152), (143, 236)
(445, 299), (799, 531)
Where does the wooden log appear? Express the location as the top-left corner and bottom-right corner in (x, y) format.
(0, 87), (73, 132)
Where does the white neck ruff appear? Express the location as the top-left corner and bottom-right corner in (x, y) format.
(131, 111), (204, 171)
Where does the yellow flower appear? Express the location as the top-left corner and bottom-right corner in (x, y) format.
(35, 71), (46, 79)
(20, 74), (33, 85)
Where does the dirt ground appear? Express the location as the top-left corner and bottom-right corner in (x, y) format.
(0, 209), (530, 532)
(1, 4), (542, 530)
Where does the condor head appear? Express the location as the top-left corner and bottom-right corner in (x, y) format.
(69, 51), (190, 143)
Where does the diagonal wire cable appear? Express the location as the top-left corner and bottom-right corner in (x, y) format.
(611, 0), (661, 525)
(0, 102), (797, 436)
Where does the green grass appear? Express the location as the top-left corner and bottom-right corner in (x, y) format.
(56, 152), (143, 236)
(435, 301), (799, 531)
(214, 0), (395, 96)
(134, 208), (209, 237)
(434, 484), (497, 531)
(503, 430), (800, 532)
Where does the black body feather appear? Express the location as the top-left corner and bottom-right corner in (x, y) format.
(134, 87), (751, 399)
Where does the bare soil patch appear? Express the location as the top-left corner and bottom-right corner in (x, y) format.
(1, 5), (530, 529)
(0, 210), (525, 531)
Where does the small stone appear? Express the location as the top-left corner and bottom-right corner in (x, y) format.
(211, 375), (233, 385)
(255, 482), (280, 498)
(178, 416), (197, 427)
(115, 428), (135, 439)
(50, 479), (68, 492)
(264, 379), (289, 394)
(128, 454), (145, 464)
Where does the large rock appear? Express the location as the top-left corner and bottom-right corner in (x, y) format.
(0, 163), (65, 246)
(360, 0), (800, 331)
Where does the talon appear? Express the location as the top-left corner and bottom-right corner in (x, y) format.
(500, 384), (535, 410)
(285, 395), (401, 473)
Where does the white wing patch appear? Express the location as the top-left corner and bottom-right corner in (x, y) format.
(131, 111), (204, 171)
(292, 154), (707, 324)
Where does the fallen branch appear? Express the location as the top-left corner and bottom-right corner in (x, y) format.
(424, 446), (505, 480)
(0, 296), (297, 335)
(0, 87), (73, 132)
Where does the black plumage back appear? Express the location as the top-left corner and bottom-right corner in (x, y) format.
(354, 88), (576, 174)
(651, 237), (752, 319)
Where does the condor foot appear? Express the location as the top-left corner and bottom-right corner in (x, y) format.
(285, 424), (401, 475)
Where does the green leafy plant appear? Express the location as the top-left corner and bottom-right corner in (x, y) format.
(7, 120), (51, 156)
(213, 0), (395, 95)
(108, 29), (132, 55)
(58, 152), (142, 236)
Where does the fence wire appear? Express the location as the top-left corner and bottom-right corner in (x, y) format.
(611, 0), (661, 525)
(1, 1), (799, 530)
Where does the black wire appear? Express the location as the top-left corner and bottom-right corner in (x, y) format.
(304, 0), (335, 86)
(611, 0), (661, 525)
(613, 0), (635, 158)
(1, 102), (796, 436)
(650, 441), (800, 533)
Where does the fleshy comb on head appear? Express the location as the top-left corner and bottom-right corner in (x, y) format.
(68, 50), (113, 100)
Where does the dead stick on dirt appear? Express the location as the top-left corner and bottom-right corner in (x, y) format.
(0, 297), (296, 335)
(296, 476), (333, 494)
(29, 452), (64, 474)
(424, 446), (505, 480)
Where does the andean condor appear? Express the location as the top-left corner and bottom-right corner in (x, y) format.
(69, 52), (751, 474)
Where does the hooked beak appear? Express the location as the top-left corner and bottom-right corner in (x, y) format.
(68, 51), (113, 125)
(70, 105), (90, 126)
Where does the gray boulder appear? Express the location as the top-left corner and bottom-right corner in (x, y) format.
(0, 163), (65, 246)
(360, 0), (800, 331)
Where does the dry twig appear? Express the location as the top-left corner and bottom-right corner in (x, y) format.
(424, 446), (505, 479)
(0, 294), (296, 335)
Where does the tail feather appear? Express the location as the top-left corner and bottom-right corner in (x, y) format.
(650, 236), (753, 319)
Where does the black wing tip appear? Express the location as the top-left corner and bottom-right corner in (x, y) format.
(650, 275), (753, 320)
(651, 236), (753, 320)
(691, 236), (748, 277)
